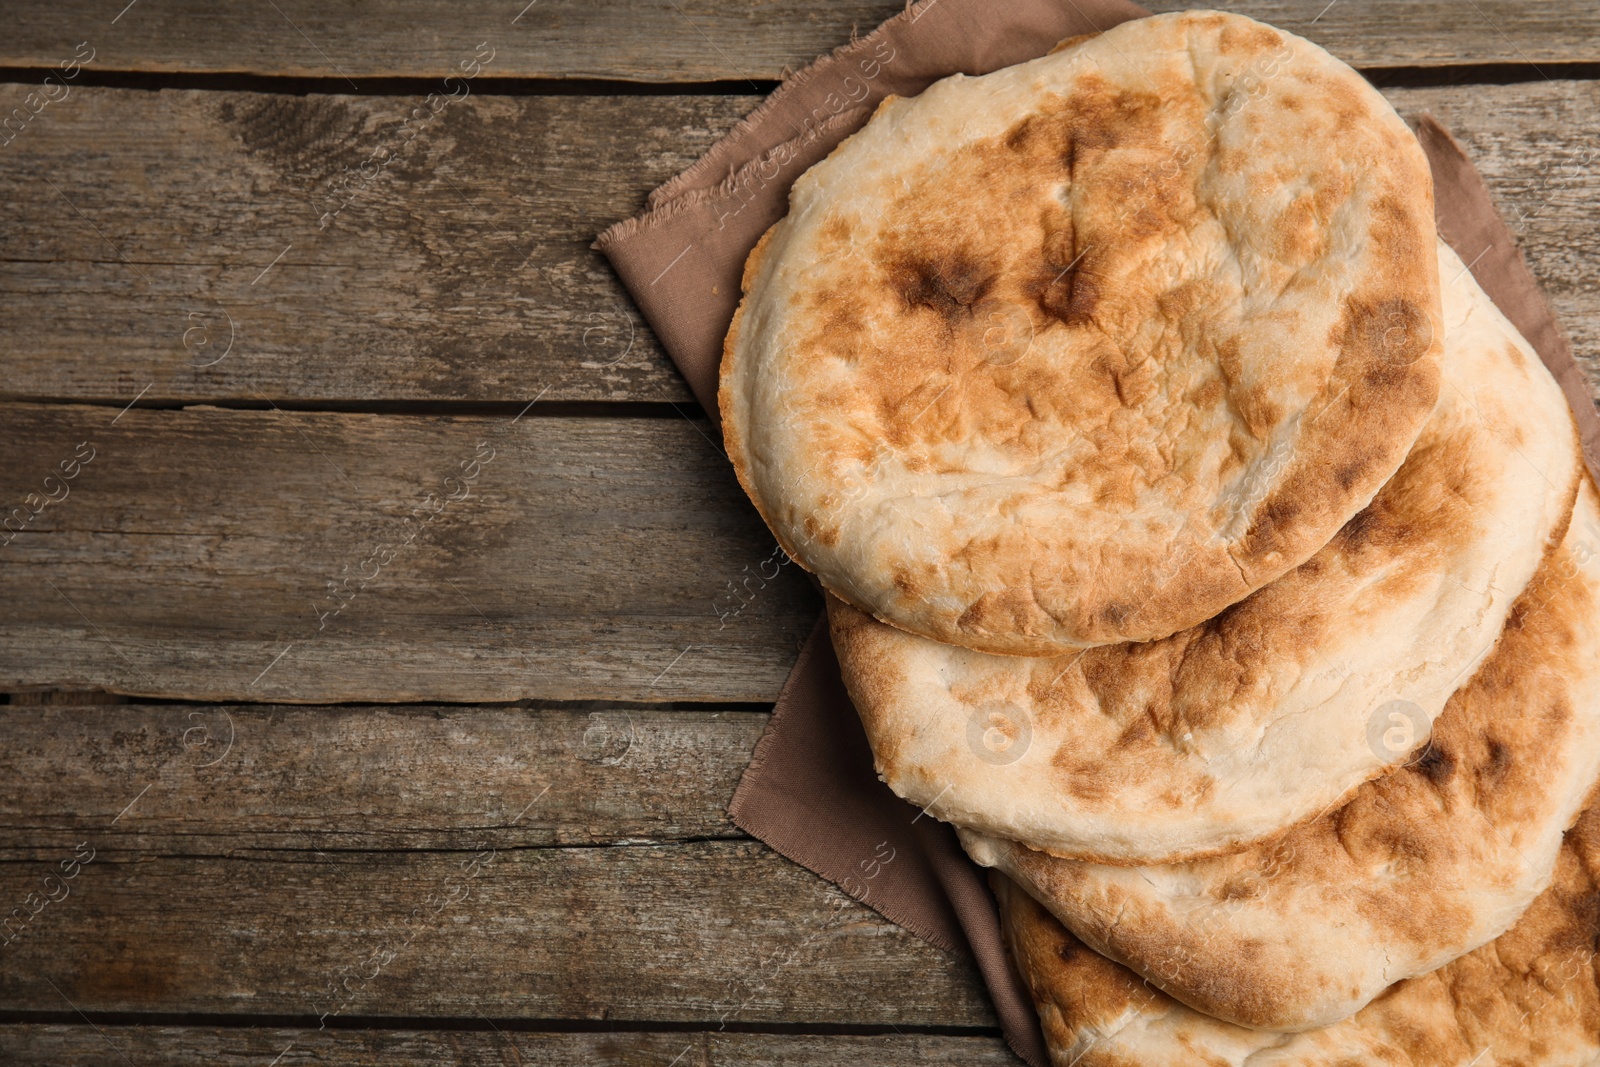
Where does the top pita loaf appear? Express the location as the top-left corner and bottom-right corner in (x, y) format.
(830, 241), (1580, 864)
(721, 9), (1443, 655)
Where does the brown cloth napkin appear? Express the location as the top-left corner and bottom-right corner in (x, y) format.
(596, 4), (1600, 1063)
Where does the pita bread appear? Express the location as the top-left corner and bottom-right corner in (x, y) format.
(829, 243), (1581, 864)
(965, 476), (1600, 1031)
(995, 797), (1600, 1065)
(722, 10), (1443, 655)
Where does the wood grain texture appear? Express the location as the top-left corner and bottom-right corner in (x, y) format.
(0, 704), (764, 853)
(1386, 80), (1600, 395)
(0, 841), (993, 1026)
(2, 82), (1597, 406)
(0, 87), (748, 404)
(2, 0), (1596, 79)
(0, 405), (818, 703)
(0, 1027), (1017, 1066)
(0, 706), (993, 1029)
(1154, 0), (1600, 67)
(5, 689), (123, 705)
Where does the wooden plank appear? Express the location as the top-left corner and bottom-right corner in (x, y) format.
(0, 841), (994, 1026)
(2, 82), (1598, 406)
(5, 689), (123, 705)
(1157, 0), (1600, 68)
(1, 1), (1595, 79)
(1385, 80), (1600, 394)
(0, 88), (749, 405)
(0, 704), (763, 853)
(0, 1027), (1017, 1066)
(0, 405), (819, 703)
(0, 710), (997, 1028)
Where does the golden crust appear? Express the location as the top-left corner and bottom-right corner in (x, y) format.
(996, 795), (1600, 1064)
(829, 245), (1582, 865)
(969, 476), (1600, 1032)
(721, 10), (1443, 655)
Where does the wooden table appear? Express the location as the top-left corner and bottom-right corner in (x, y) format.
(0, 3), (1595, 1062)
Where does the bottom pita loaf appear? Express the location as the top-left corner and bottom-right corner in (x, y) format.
(996, 795), (1600, 1066)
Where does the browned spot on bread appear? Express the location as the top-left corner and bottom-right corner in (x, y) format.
(800, 512), (838, 549)
(1481, 737), (1514, 783)
(1098, 601), (1133, 628)
(1339, 295), (1435, 369)
(1002, 113), (1051, 154)
(956, 592), (1018, 640)
(1191, 376), (1224, 411)
(1299, 71), (1378, 138)
(1058, 761), (1115, 802)
(1243, 494), (1301, 554)
(1219, 18), (1284, 54)
(819, 214), (851, 246)
(890, 250), (994, 320)
(1333, 457), (1368, 491)
(1411, 743), (1456, 786)
(891, 568), (920, 598)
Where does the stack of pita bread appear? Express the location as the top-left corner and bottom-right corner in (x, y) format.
(720, 10), (1599, 1065)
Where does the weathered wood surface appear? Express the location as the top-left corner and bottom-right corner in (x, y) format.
(0, 703), (994, 1026)
(0, 1027), (1015, 1066)
(0, 88), (745, 405)
(0, 840), (993, 1025)
(0, 704), (763, 853)
(4, 689), (123, 705)
(0, 405), (818, 703)
(1392, 79), (1600, 392)
(2, 82), (1598, 406)
(2, 0), (1596, 80)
